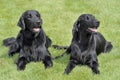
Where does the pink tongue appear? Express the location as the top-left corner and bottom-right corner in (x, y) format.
(33, 28), (40, 32)
(88, 28), (98, 32)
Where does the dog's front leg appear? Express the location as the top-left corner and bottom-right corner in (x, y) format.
(42, 49), (53, 69)
(43, 55), (53, 69)
(90, 61), (100, 74)
(64, 59), (77, 74)
(16, 57), (27, 70)
(8, 42), (20, 56)
(87, 57), (100, 74)
(16, 49), (28, 70)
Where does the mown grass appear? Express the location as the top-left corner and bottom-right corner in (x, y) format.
(0, 0), (120, 80)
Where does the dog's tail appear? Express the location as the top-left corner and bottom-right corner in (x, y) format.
(52, 45), (68, 50)
(53, 52), (67, 60)
(52, 45), (68, 59)
(52, 45), (71, 60)
(3, 37), (16, 47)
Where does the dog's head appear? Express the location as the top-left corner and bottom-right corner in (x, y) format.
(17, 10), (42, 33)
(73, 14), (100, 33)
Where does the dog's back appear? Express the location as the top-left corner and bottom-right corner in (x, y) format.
(95, 32), (113, 55)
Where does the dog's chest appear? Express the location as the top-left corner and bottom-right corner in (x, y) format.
(22, 45), (44, 61)
(22, 32), (39, 46)
(77, 34), (92, 52)
(22, 31), (45, 46)
(23, 37), (41, 47)
(78, 39), (89, 52)
(23, 35), (34, 46)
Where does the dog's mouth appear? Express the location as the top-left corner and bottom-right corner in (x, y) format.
(87, 28), (98, 33)
(33, 27), (41, 32)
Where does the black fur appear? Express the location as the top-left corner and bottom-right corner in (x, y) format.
(3, 10), (53, 70)
(53, 14), (113, 74)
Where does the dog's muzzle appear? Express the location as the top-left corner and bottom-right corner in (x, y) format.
(33, 28), (41, 32)
(87, 28), (98, 33)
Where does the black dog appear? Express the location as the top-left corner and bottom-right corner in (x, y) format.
(53, 14), (113, 74)
(3, 10), (53, 70)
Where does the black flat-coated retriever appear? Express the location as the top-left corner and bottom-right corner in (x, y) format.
(53, 14), (113, 74)
(3, 10), (53, 70)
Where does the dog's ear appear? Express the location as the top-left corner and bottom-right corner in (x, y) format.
(17, 14), (25, 30)
(72, 20), (80, 34)
(72, 20), (80, 41)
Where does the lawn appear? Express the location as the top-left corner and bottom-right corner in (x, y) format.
(0, 0), (120, 80)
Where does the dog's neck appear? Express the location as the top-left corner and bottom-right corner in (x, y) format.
(77, 30), (92, 52)
(20, 30), (45, 46)
(21, 30), (40, 38)
(78, 30), (91, 40)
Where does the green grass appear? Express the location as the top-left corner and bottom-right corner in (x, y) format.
(0, 0), (120, 80)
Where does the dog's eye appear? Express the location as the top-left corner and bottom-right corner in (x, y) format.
(86, 16), (90, 20)
(36, 14), (40, 17)
(27, 14), (32, 18)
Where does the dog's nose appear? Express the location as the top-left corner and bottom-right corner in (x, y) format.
(96, 21), (100, 26)
(36, 21), (40, 25)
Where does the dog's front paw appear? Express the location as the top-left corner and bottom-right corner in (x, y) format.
(16, 57), (27, 70)
(93, 69), (100, 74)
(17, 61), (26, 70)
(44, 61), (53, 69)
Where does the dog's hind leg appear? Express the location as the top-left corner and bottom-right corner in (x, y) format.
(3, 37), (16, 46)
(3, 37), (20, 56)
(104, 41), (113, 53)
(8, 42), (20, 56)
(45, 36), (52, 48)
